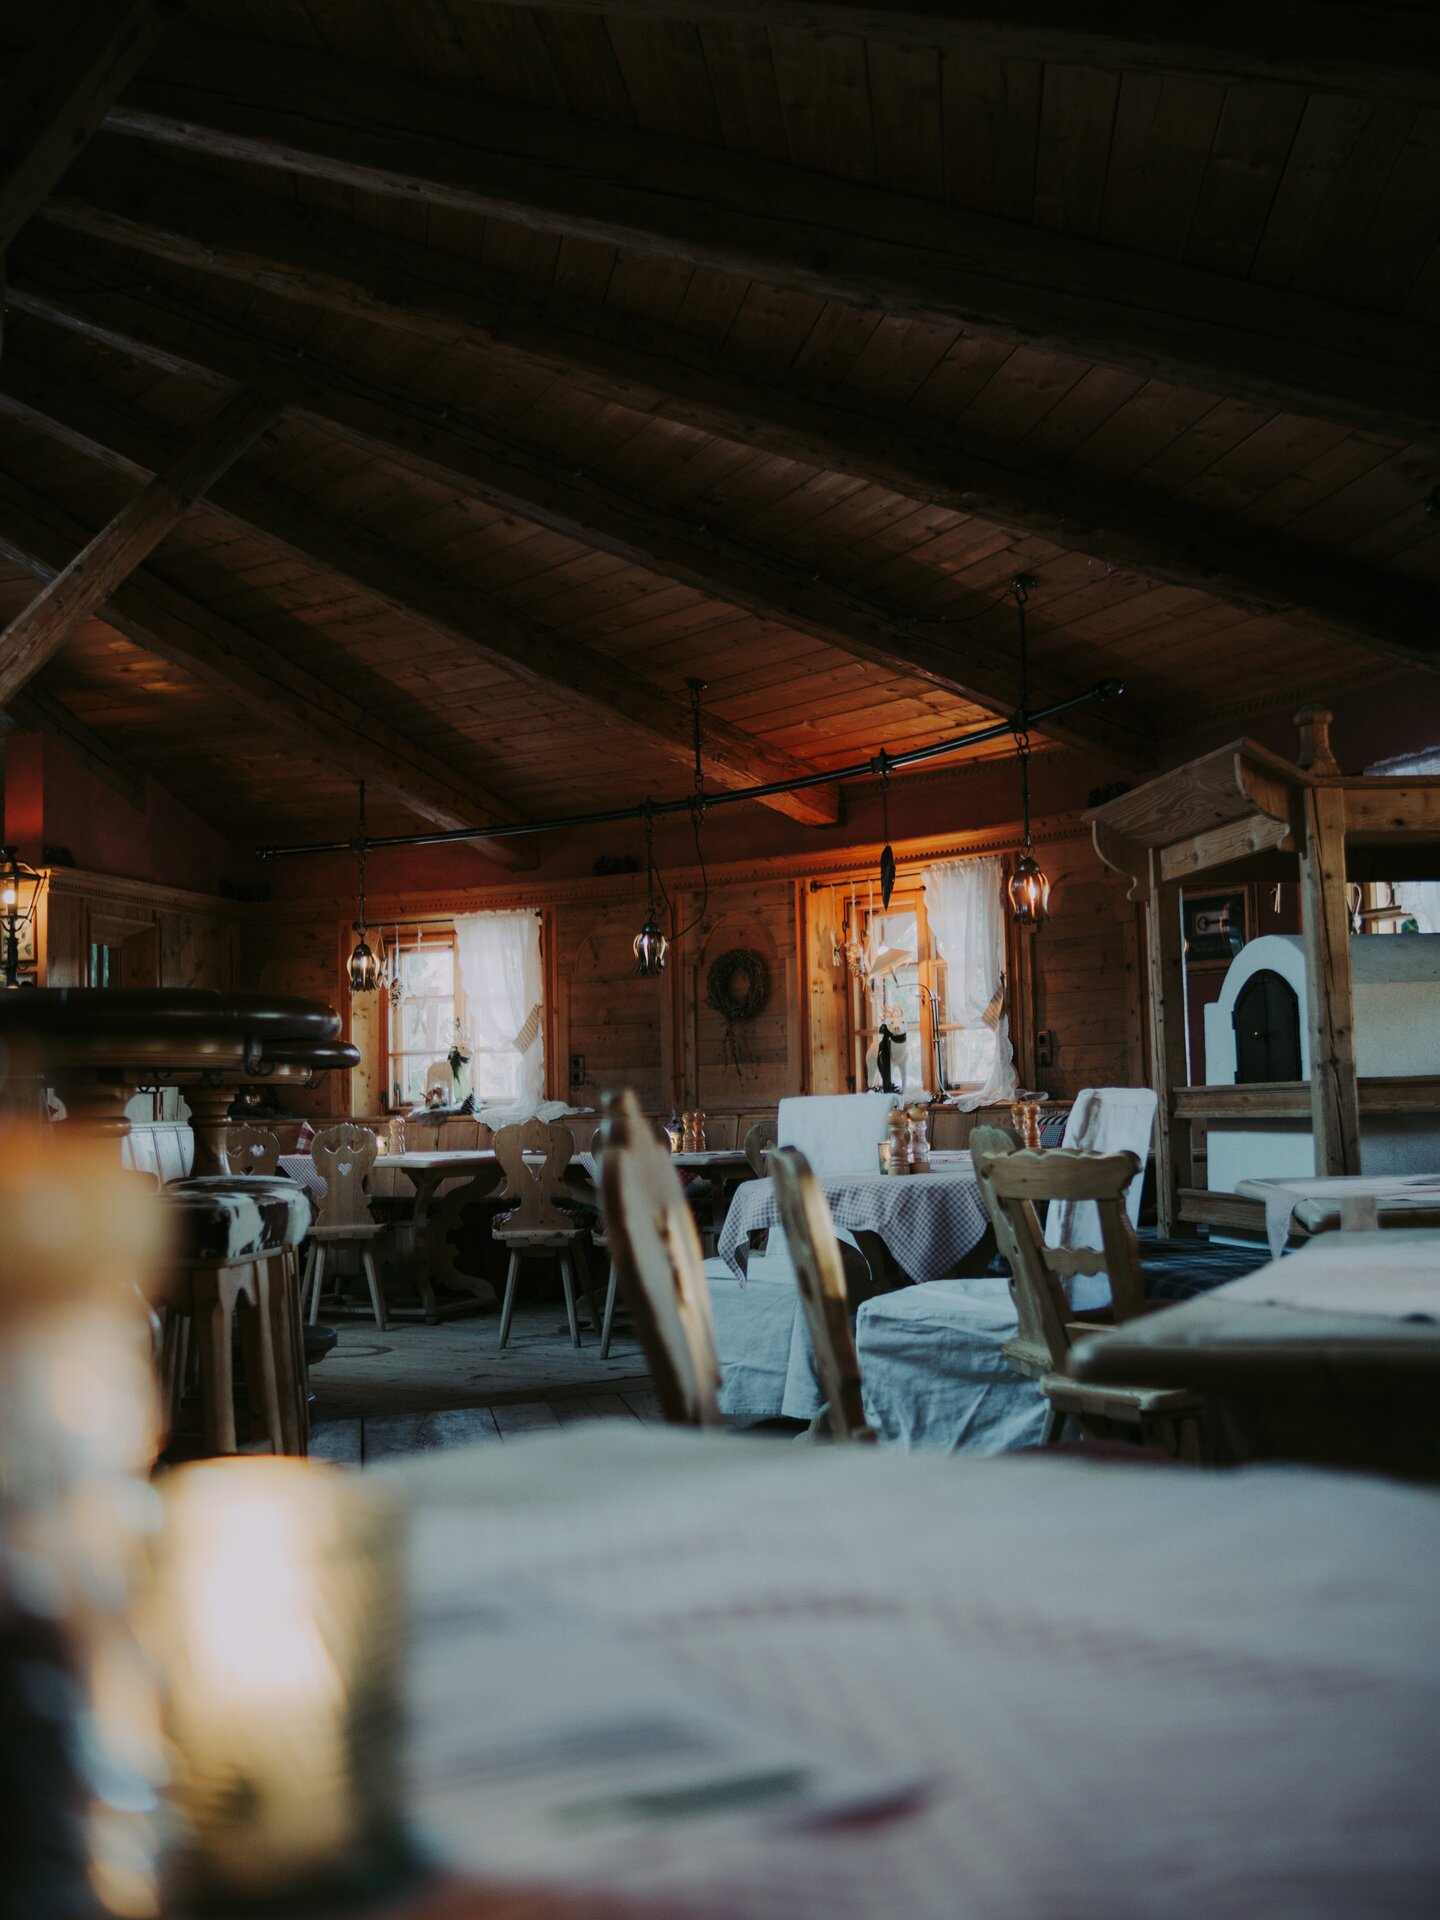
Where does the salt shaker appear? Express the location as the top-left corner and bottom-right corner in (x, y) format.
(907, 1108), (931, 1173)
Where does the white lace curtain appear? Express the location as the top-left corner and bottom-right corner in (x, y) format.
(1366, 749), (1440, 932)
(454, 910), (544, 1116)
(923, 856), (1017, 1110)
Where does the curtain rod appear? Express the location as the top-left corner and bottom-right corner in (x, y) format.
(256, 682), (1123, 860)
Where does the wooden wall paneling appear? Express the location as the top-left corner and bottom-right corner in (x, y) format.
(555, 894), (670, 1112)
(1027, 833), (1142, 1104)
(691, 884), (794, 1110)
(803, 877), (850, 1094)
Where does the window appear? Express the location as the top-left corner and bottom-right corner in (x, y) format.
(387, 936), (459, 1108)
(850, 890), (940, 1095)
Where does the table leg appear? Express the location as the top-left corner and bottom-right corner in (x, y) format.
(404, 1170), (501, 1321)
(187, 1084), (235, 1176)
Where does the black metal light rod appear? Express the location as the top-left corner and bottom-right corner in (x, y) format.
(256, 681), (1123, 860)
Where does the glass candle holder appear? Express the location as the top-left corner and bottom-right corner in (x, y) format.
(152, 1460), (411, 1912)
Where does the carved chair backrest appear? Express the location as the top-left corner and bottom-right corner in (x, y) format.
(768, 1147), (875, 1443)
(311, 1122), (379, 1231)
(973, 1139), (1143, 1378)
(744, 1118), (777, 1175)
(227, 1123), (280, 1177)
(600, 1089), (723, 1428)
(493, 1119), (578, 1236)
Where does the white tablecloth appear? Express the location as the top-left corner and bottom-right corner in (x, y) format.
(718, 1160), (988, 1285)
(1243, 1173), (1440, 1258)
(856, 1277), (1047, 1453)
(1214, 1228), (1440, 1321)
(398, 1428), (1440, 1919)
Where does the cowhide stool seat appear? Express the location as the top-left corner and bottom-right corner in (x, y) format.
(159, 1176), (313, 1457)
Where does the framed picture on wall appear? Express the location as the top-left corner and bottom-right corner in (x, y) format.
(1182, 889), (1249, 970)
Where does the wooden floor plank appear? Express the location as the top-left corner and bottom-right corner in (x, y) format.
(620, 1387), (666, 1428)
(491, 1400), (565, 1440)
(362, 1407), (502, 1462)
(308, 1416), (363, 1465)
(550, 1393), (642, 1426)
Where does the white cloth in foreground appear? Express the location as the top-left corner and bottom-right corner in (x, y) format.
(776, 1092), (900, 1175)
(454, 911), (544, 1117)
(923, 855), (1017, 1108)
(856, 1278), (1046, 1452)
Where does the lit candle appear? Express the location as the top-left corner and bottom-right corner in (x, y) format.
(154, 1460), (409, 1907)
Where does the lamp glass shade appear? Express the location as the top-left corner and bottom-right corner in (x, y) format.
(348, 931), (382, 993)
(633, 918), (669, 977)
(0, 847), (43, 928)
(1009, 853), (1051, 928)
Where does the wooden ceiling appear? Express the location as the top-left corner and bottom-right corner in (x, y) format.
(0, 1), (1435, 852)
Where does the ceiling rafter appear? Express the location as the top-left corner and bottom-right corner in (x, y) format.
(8, 238), (1151, 766)
(0, 468), (539, 866)
(0, 354), (842, 828)
(472, 1), (1440, 102)
(0, 388), (278, 707)
(39, 148), (1439, 672)
(0, 0), (174, 257)
(95, 25), (1439, 448)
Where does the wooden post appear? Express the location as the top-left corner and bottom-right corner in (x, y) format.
(1144, 863), (1194, 1238)
(1298, 784), (1361, 1175)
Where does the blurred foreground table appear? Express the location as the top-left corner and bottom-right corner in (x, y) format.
(353, 1425), (1440, 1920)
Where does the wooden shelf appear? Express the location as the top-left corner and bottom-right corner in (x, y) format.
(1176, 1078), (1440, 1122)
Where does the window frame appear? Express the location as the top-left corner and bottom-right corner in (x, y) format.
(382, 927), (463, 1111)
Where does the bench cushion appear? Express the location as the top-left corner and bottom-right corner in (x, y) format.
(165, 1176), (314, 1263)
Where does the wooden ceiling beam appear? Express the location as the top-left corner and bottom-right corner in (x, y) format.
(8, 243), (1151, 767)
(42, 150), (1440, 671)
(472, 2), (1440, 103)
(98, 26), (1438, 447)
(0, 0), (174, 253)
(0, 357), (841, 828)
(0, 389), (279, 707)
(0, 470), (538, 864)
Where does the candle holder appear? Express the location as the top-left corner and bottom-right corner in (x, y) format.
(152, 1460), (415, 1913)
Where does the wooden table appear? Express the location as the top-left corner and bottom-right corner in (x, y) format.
(1236, 1172), (1440, 1257)
(348, 1426), (1440, 1920)
(1070, 1229), (1440, 1476)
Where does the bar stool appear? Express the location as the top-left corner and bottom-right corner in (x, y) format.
(159, 1176), (313, 1456)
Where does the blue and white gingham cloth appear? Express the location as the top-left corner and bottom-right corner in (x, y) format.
(718, 1159), (989, 1285)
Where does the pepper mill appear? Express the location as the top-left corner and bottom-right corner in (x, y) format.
(693, 1109), (707, 1152)
(907, 1108), (931, 1173)
(885, 1108), (909, 1176)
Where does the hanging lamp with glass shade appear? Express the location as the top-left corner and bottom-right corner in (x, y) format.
(633, 804), (669, 977)
(1006, 575), (1051, 929)
(347, 783), (383, 993)
(0, 845), (45, 989)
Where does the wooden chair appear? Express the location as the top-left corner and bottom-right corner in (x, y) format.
(492, 1119), (600, 1349)
(600, 1089), (724, 1427)
(972, 1133), (1203, 1458)
(302, 1122), (388, 1329)
(227, 1122), (280, 1176)
(768, 1147), (876, 1443)
(744, 1117), (776, 1175)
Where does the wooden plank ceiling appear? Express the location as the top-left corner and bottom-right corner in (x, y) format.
(0, 0), (1434, 851)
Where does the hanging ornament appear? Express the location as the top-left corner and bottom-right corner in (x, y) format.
(876, 751), (896, 908)
(388, 924), (407, 1010)
(633, 804), (669, 977)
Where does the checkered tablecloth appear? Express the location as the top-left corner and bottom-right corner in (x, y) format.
(278, 1152), (327, 1204)
(397, 1428), (1440, 1920)
(718, 1159), (988, 1284)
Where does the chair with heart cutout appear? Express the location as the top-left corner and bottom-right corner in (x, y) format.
(301, 1122), (388, 1329)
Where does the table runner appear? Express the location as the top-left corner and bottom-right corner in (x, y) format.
(718, 1159), (988, 1285)
(394, 1428), (1440, 1920)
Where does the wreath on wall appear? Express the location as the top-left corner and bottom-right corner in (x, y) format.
(706, 948), (769, 1074)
